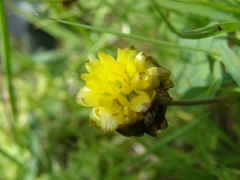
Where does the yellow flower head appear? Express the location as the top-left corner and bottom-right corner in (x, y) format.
(76, 46), (174, 137)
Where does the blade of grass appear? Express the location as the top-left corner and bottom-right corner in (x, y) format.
(36, 14), (219, 55)
(196, 79), (230, 177)
(27, 111), (52, 172)
(178, 0), (240, 14)
(0, 146), (24, 168)
(152, 0), (232, 20)
(0, 0), (18, 141)
(215, 162), (240, 175)
(206, 117), (240, 150)
(0, 0), (17, 118)
(152, 0), (240, 39)
(104, 119), (200, 180)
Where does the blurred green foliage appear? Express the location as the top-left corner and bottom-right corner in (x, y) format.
(1, 0), (240, 179)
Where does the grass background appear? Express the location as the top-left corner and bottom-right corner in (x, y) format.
(1, 0), (240, 179)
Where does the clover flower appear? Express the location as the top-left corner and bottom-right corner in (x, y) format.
(76, 46), (174, 137)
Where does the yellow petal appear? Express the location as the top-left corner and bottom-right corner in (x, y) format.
(99, 97), (112, 107)
(100, 108), (121, 133)
(114, 71), (129, 83)
(113, 63), (125, 72)
(76, 88), (102, 107)
(84, 70), (109, 91)
(129, 93), (151, 113)
(108, 72), (118, 83)
(85, 58), (103, 73)
(117, 48), (127, 66)
(121, 79), (132, 94)
(134, 89), (145, 94)
(134, 52), (146, 72)
(123, 46), (137, 59)
(94, 75), (108, 88)
(126, 58), (137, 79)
(138, 81), (150, 89)
(81, 74), (93, 82)
(107, 83), (121, 96)
(85, 74), (108, 92)
(123, 106), (143, 124)
(108, 102), (122, 115)
(116, 94), (129, 106)
(91, 65), (108, 78)
(131, 72), (144, 88)
(117, 46), (137, 67)
(98, 51), (116, 69)
(85, 81), (101, 91)
(89, 108), (101, 127)
(76, 86), (90, 106)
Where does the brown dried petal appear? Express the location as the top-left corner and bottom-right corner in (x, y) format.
(162, 79), (174, 90)
(147, 67), (171, 89)
(117, 103), (169, 137)
(152, 89), (172, 106)
(155, 104), (168, 130)
(159, 119), (168, 130)
(144, 121), (158, 137)
(116, 121), (145, 137)
(145, 56), (160, 68)
(143, 106), (158, 126)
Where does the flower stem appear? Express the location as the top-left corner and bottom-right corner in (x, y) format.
(169, 94), (239, 106)
(35, 14), (218, 55)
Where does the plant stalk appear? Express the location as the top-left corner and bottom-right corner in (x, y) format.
(169, 94), (239, 106)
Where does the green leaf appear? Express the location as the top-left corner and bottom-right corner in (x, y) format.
(218, 43), (240, 87)
(181, 86), (214, 100)
(212, 61), (222, 90)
